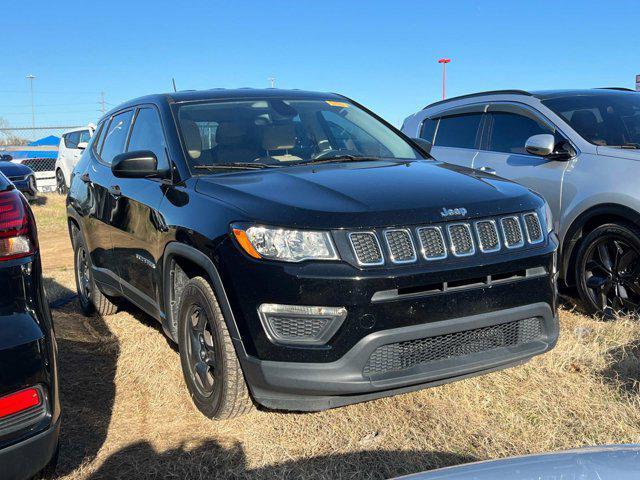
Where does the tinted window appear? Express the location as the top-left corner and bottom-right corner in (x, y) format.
(420, 118), (437, 143)
(434, 114), (482, 149)
(100, 110), (134, 164)
(65, 131), (80, 149)
(91, 122), (105, 153)
(127, 108), (169, 170)
(489, 112), (552, 154)
(79, 130), (91, 144)
(543, 93), (640, 147)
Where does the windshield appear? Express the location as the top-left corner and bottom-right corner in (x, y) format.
(177, 98), (420, 170)
(543, 93), (640, 147)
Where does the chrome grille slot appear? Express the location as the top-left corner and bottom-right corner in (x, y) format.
(447, 223), (475, 257)
(348, 232), (384, 266)
(523, 212), (543, 244)
(475, 220), (500, 253)
(500, 216), (524, 248)
(384, 229), (416, 264)
(417, 226), (447, 260)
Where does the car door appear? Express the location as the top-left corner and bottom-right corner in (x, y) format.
(84, 109), (135, 291)
(61, 131), (80, 179)
(472, 104), (572, 221)
(109, 106), (169, 316)
(420, 108), (485, 168)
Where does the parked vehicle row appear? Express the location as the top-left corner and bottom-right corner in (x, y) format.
(403, 88), (640, 316)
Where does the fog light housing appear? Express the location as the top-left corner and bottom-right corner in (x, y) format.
(258, 304), (347, 346)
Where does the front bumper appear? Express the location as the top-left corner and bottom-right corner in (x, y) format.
(215, 235), (559, 410)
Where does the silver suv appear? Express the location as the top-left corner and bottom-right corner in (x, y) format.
(402, 88), (640, 316)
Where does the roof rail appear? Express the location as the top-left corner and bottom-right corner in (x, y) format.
(595, 87), (637, 92)
(423, 89), (532, 110)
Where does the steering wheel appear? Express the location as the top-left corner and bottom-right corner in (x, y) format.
(311, 148), (359, 160)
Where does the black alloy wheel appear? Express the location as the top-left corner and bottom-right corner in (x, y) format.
(185, 304), (218, 397)
(577, 223), (640, 317)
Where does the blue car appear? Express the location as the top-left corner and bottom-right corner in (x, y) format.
(0, 160), (37, 199)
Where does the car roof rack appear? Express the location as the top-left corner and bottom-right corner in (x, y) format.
(595, 87), (637, 92)
(423, 89), (532, 110)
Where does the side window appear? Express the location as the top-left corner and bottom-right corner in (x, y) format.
(65, 132), (80, 149)
(420, 118), (438, 143)
(127, 107), (169, 170)
(79, 130), (91, 144)
(434, 114), (482, 149)
(489, 112), (553, 154)
(100, 110), (134, 164)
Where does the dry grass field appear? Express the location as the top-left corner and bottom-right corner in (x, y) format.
(33, 194), (640, 480)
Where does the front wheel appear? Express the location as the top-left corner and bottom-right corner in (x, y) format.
(575, 222), (640, 317)
(178, 276), (253, 419)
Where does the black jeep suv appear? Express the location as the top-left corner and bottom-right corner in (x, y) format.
(67, 89), (559, 419)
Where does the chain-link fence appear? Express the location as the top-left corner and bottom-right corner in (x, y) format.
(0, 126), (83, 193)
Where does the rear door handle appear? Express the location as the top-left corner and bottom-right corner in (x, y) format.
(479, 166), (497, 175)
(108, 185), (122, 197)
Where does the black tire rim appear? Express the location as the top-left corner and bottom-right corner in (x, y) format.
(76, 245), (91, 302)
(185, 304), (217, 397)
(583, 234), (640, 316)
(56, 171), (66, 195)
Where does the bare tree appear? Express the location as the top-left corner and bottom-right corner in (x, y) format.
(0, 117), (29, 146)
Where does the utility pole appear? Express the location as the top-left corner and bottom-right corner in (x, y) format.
(437, 58), (451, 100)
(268, 77), (276, 88)
(26, 74), (36, 127)
(99, 91), (106, 114)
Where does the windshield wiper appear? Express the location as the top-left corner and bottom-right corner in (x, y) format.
(194, 162), (277, 171)
(303, 155), (384, 165)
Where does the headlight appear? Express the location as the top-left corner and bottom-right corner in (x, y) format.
(232, 225), (339, 262)
(539, 202), (553, 234)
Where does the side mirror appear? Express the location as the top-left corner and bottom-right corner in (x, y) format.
(112, 150), (163, 178)
(411, 137), (432, 156)
(77, 142), (88, 150)
(525, 134), (555, 157)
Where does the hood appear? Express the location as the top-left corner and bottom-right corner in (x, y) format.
(195, 160), (542, 228)
(0, 161), (33, 178)
(597, 145), (640, 161)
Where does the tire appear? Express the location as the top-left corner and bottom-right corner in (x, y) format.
(177, 276), (253, 419)
(575, 222), (640, 317)
(56, 170), (67, 196)
(71, 226), (118, 317)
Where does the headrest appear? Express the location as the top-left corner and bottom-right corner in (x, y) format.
(216, 123), (246, 146)
(262, 124), (296, 151)
(181, 120), (202, 159)
(571, 110), (599, 136)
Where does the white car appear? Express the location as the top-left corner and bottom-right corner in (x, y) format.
(55, 125), (94, 194)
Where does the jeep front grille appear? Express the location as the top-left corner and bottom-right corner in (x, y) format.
(475, 220), (500, 253)
(447, 223), (475, 257)
(348, 232), (384, 266)
(501, 216), (524, 248)
(363, 317), (544, 377)
(384, 229), (416, 264)
(417, 226), (447, 260)
(523, 212), (543, 244)
(346, 211), (545, 267)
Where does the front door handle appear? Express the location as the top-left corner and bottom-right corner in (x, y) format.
(108, 185), (122, 197)
(479, 166), (497, 175)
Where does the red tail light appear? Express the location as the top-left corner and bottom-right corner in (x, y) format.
(0, 189), (35, 260)
(0, 387), (41, 419)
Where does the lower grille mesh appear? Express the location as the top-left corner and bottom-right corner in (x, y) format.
(269, 316), (329, 340)
(363, 317), (544, 377)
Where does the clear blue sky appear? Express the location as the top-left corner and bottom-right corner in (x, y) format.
(1, 0), (639, 128)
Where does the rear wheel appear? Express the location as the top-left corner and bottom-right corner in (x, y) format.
(178, 276), (253, 419)
(56, 170), (67, 195)
(72, 226), (118, 317)
(576, 222), (640, 317)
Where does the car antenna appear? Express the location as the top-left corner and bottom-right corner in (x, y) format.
(172, 78), (177, 93)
